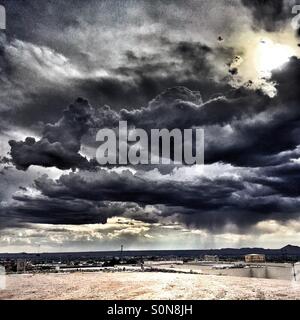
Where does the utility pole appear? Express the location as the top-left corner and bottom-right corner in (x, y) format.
(120, 245), (124, 263)
(292, 263), (297, 281)
(60, 244), (63, 264)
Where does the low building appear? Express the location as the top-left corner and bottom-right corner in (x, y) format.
(0, 265), (5, 290)
(16, 259), (26, 273)
(204, 255), (219, 262)
(294, 262), (300, 281)
(245, 254), (266, 263)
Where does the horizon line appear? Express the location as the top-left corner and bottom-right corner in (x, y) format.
(0, 244), (298, 255)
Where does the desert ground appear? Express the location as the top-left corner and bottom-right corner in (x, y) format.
(0, 272), (300, 300)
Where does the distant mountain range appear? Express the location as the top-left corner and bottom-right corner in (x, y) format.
(194, 244), (300, 256)
(280, 244), (300, 254)
(0, 245), (300, 260)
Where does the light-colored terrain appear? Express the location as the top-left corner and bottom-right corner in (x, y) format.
(0, 272), (299, 300)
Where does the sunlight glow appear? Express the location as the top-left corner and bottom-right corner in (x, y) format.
(255, 39), (295, 77)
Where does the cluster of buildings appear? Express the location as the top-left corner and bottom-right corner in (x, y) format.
(0, 252), (271, 275)
(203, 254), (266, 264)
(244, 254), (266, 263)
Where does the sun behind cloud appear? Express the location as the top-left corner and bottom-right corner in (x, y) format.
(255, 39), (296, 77)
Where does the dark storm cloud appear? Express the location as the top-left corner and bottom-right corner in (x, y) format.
(206, 57), (300, 166)
(9, 98), (94, 171)
(0, 0), (243, 134)
(33, 170), (242, 211)
(0, 196), (122, 227)
(8, 85), (272, 170)
(73, 37), (236, 111)
(112, 38), (236, 103)
(0, 187), (157, 228)
(2, 0), (300, 237)
(121, 86), (270, 131)
(205, 107), (300, 167)
(8, 57), (300, 170)
(5, 54), (300, 231)
(252, 162), (300, 197)
(241, 0), (293, 32)
(0, 35), (234, 131)
(21, 166), (299, 231)
(0, 156), (10, 165)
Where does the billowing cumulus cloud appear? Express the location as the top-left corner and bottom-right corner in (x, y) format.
(9, 98), (94, 171)
(9, 56), (300, 170)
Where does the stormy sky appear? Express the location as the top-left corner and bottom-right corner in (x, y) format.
(1, 0), (300, 252)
